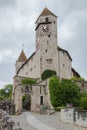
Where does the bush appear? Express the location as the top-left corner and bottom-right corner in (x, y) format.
(60, 79), (80, 106)
(54, 106), (66, 111)
(71, 76), (85, 81)
(41, 69), (56, 80)
(22, 78), (36, 85)
(49, 77), (80, 107)
(79, 93), (87, 109)
(49, 76), (60, 107)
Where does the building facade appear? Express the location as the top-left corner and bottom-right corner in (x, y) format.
(13, 8), (79, 113)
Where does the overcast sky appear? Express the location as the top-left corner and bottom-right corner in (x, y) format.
(0, 0), (87, 88)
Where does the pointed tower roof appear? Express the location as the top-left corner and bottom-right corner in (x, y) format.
(40, 7), (57, 17)
(36, 7), (57, 23)
(17, 50), (27, 62)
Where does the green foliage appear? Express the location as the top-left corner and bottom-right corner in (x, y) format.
(49, 77), (80, 107)
(0, 84), (13, 100)
(41, 69), (56, 80)
(54, 106), (66, 111)
(49, 76), (60, 107)
(79, 92), (87, 109)
(60, 79), (80, 106)
(22, 78), (36, 85)
(22, 94), (26, 102)
(71, 76), (85, 81)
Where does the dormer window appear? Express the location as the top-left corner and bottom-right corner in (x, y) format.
(45, 17), (49, 23)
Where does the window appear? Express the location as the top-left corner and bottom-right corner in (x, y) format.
(63, 64), (65, 67)
(45, 49), (47, 53)
(48, 35), (50, 37)
(46, 59), (52, 64)
(47, 41), (49, 45)
(45, 17), (49, 23)
(40, 96), (43, 105)
(54, 21), (55, 24)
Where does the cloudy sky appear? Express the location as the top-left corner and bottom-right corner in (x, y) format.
(0, 0), (87, 88)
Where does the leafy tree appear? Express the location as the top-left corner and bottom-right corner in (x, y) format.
(49, 76), (60, 107)
(60, 79), (80, 106)
(0, 84), (13, 100)
(41, 69), (56, 80)
(80, 92), (87, 109)
(49, 76), (80, 107)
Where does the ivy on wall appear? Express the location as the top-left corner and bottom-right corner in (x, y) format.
(49, 76), (80, 107)
(22, 78), (36, 85)
(41, 69), (56, 80)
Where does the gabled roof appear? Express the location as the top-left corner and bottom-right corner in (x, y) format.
(17, 50), (27, 62)
(40, 7), (57, 17)
(17, 52), (35, 74)
(36, 7), (57, 23)
(58, 46), (72, 61)
(72, 68), (81, 78)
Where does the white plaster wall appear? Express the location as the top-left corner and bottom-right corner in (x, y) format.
(61, 108), (74, 123)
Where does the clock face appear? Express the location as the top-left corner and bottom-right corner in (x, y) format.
(43, 25), (49, 32)
(41, 25), (51, 35)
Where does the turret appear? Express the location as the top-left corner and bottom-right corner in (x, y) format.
(15, 50), (27, 73)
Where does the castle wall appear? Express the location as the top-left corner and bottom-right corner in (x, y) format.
(75, 80), (87, 93)
(18, 50), (40, 79)
(58, 50), (72, 79)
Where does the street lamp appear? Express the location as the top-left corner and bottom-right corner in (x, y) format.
(5, 88), (9, 112)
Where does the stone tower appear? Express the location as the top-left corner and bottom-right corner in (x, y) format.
(35, 7), (59, 76)
(15, 49), (27, 73)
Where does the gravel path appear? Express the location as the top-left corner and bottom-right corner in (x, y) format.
(12, 111), (87, 130)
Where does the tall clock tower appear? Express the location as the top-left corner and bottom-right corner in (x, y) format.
(35, 7), (59, 76)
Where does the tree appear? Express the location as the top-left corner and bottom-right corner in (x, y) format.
(0, 84), (13, 100)
(60, 79), (80, 106)
(49, 76), (80, 107)
(49, 76), (60, 107)
(80, 92), (87, 109)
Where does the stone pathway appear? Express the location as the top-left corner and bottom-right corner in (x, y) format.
(12, 111), (87, 130)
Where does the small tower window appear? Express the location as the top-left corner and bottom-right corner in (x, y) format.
(45, 49), (47, 53)
(47, 41), (49, 45)
(54, 21), (55, 24)
(40, 96), (43, 105)
(63, 64), (65, 67)
(48, 35), (50, 37)
(45, 17), (49, 23)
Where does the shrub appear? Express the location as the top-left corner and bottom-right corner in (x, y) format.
(49, 77), (80, 107)
(60, 79), (80, 106)
(49, 76), (60, 107)
(41, 69), (56, 80)
(54, 106), (66, 111)
(22, 78), (36, 85)
(71, 76), (85, 81)
(79, 92), (87, 109)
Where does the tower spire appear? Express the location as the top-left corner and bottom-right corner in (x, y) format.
(17, 50), (27, 62)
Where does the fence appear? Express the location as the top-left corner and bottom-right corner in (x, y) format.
(61, 108), (87, 127)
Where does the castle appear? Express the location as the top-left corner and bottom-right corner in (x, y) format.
(13, 7), (81, 113)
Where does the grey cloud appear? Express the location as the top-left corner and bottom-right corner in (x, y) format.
(0, 0), (16, 8)
(0, 0), (87, 88)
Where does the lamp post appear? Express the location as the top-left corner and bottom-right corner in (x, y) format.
(5, 88), (9, 112)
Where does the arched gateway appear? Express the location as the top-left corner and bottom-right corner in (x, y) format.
(13, 76), (52, 113)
